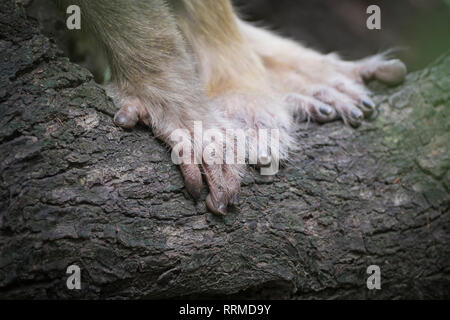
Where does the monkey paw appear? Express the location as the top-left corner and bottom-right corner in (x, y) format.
(282, 57), (407, 127)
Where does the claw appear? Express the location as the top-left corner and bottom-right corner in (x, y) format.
(374, 59), (407, 86)
(258, 151), (272, 167)
(351, 108), (364, 120)
(359, 98), (376, 117)
(348, 108), (364, 127)
(319, 104), (333, 116)
(206, 194), (227, 216)
(180, 164), (203, 200)
(231, 194), (240, 206)
(114, 105), (140, 129)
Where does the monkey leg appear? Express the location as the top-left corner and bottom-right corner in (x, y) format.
(239, 21), (407, 127)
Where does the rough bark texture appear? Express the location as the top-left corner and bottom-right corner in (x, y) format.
(0, 0), (449, 299)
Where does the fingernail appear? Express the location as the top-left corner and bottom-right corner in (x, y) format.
(351, 109), (364, 120)
(189, 189), (202, 201)
(363, 99), (375, 109)
(114, 115), (126, 125)
(319, 105), (333, 115)
(218, 203), (227, 215)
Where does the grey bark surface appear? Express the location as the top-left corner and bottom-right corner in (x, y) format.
(0, 0), (449, 299)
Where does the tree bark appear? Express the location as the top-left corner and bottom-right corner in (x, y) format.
(0, 0), (449, 299)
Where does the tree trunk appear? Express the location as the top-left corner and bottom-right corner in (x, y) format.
(0, 0), (449, 299)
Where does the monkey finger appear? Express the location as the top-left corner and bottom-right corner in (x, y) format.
(358, 98), (376, 117)
(338, 104), (364, 127)
(313, 87), (364, 127)
(222, 164), (242, 206)
(114, 105), (140, 129)
(202, 163), (229, 215)
(284, 93), (337, 123)
(333, 81), (376, 118)
(360, 59), (407, 86)
(180, 163), (203, 200)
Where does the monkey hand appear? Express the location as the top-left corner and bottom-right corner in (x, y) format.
(272, 55), (407, 127)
